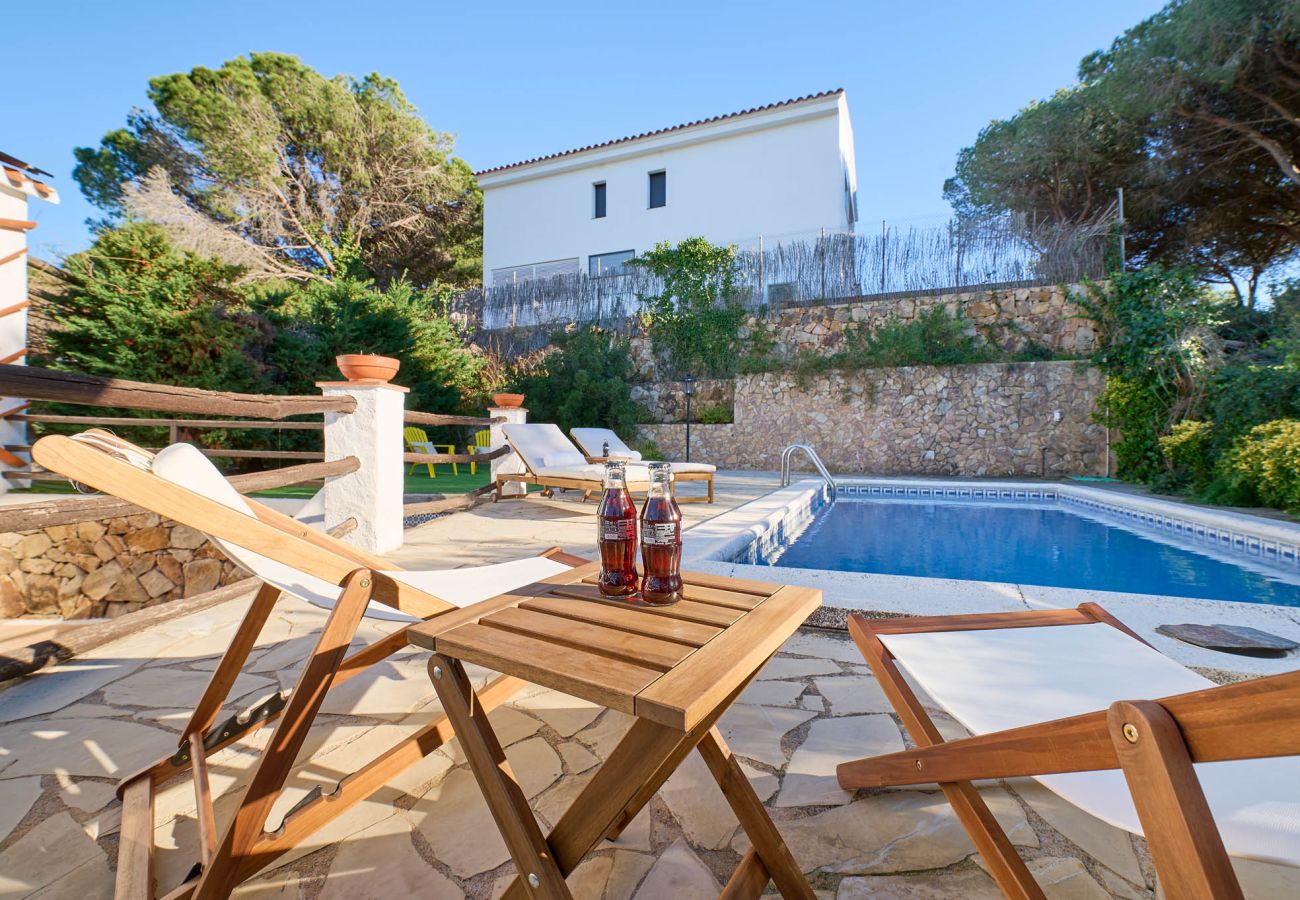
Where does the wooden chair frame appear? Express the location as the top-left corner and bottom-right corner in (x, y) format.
(31, 433), (585, 900)
(494, 462), (650, 505)
(835, 604), (1300, 900)
(495, 457), (713, 505)
(581, 455), (715, 504)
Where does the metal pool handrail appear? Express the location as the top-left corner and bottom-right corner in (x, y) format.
(780, 444), (837, 491)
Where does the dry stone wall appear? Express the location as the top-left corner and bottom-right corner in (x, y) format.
(630, 378), (733, 423)
(752, 284), (1096, 359)
(0, 514), (247, 620)
(639, 361), (1106, 477)
(626, 283), (1096, 382)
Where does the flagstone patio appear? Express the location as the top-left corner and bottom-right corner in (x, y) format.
(1, 474), (1298, 898)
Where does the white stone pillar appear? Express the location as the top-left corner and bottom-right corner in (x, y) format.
(317, 380), (408, 553)
(489, 405), (528, 497)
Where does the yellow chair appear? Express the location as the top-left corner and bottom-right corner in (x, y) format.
(466, 429), (490, 475)
(404, 426), (457, 478)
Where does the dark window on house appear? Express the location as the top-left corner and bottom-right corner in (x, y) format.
(589, 249), (635, 276)
(648, 171), (666, 208)
(593, 182), (606, 218)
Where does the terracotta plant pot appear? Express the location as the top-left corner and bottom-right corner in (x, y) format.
(336, 354), (400, 383)
(492, 392), (525, 408)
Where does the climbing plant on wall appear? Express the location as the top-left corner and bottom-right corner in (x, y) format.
(628, 237), (748, 378)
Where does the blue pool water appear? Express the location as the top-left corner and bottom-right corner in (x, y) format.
(767, 499), (1300, 607)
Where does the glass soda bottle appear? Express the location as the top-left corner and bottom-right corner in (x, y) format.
(597, 461), (638, 597)
(639, 462), (683, 605)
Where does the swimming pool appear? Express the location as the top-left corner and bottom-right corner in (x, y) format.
(760, 496), (1300, 607)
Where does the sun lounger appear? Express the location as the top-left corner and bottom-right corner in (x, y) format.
(31, 429), (585, 899)
(836, 605), (1300, 899)
(570, 426), (715, 503)
(497, 422), (651, 501)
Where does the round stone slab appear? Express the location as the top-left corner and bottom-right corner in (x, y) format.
(1156, 623), (1299, 658)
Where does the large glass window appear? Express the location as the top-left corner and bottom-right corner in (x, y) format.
(593, 182), (606, 218)
(648, 171), (666, 208)
(589, 249), (635, 276)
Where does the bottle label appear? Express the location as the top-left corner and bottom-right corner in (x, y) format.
(642, 522), (679, 546)
(600, 519), (634, 542)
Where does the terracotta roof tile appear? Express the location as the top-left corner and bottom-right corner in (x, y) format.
(475, 89), (843, 177)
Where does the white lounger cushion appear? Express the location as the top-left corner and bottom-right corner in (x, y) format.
(569, 426), (716, 475)
(661, 462), (715, 474)
(151, 444), (568, 623)
(570, 427), (643, 461)
(505, 424), (650, 482)
(880, 623), (1300, 866)
(504, 423), (588, 472)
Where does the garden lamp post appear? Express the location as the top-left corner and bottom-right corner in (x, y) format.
(683, 375), (695, 462)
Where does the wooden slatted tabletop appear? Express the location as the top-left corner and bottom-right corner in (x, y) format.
(407, 561), (821, 733)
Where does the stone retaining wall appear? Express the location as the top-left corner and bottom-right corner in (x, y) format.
(0, 514), (246, 620)
(626, 283), (1096, 382)
(630, 378), (733, 424)
(753, 283), (1095, 360)
(639, 361), (1107, 477)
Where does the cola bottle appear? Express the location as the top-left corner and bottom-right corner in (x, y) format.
(639, 462), (682, 605)
(597, 461), (638, 597)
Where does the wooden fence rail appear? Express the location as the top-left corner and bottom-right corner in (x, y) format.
(0, 364), (354, 419)
(402, 483), (497, 517)
(405, 410), (505, 428)
(403, 445), (509, 466)
(13, 414), (325, 431)
(0, 458), (359, 532)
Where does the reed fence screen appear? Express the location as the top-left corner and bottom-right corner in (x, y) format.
(458, 216), (1113, 347)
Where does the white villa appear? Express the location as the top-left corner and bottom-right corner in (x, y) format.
(0, 151), (58, 492)
(477, 89), (858, 298)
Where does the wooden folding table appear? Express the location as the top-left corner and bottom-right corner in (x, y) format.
(407, 561), (820, 899)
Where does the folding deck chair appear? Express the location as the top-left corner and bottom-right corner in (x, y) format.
(835, 604), (1300, 900)
(32, 430), (586, 900)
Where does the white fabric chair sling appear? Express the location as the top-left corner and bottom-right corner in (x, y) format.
(151, 443), (569, 621)
(837, 606), (1300, 899)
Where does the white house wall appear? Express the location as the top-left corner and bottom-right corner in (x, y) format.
(480, 95), (856, 288)
(0, 185), (29, 492)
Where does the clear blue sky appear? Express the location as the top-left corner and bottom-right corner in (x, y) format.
(13, 0), (1167, 260)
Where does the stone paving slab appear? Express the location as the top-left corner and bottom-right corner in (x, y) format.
(2, 497), (1299, 898)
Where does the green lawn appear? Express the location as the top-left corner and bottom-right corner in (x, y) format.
(14, 463), (500, 499)
(252, 465), (495, 499)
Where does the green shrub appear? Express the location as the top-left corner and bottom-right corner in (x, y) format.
(1095, 377), (1168, 482)
(632, 437), (666, 461)
(695, 402), (733, 424)
(515, 327), (646, 438)
(42, 223), (267, 394)
(1215, 419), (1300, 512)
(1079, 266), (1228, 484)
(629, 237), (747, 377)
(1205, 363), (1300, 452)
(1158, 420), (1214, 489)
(254, 276), (484, 451)
(843, 307), (1001, 368)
